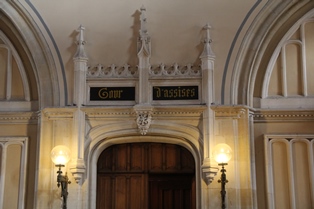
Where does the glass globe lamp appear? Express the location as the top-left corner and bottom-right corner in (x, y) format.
(213, 143), (232, 165)
(51, 145), (71, 166)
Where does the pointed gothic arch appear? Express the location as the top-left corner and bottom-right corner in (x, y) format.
(230, 1), (314, 107)
(0, 1), (67, 107)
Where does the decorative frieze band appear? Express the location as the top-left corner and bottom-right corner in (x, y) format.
(43, 108), (76, 120)
(84, 108), (135, 118)
(86, 62), (202, 79)
(84, 106), (205, 118)
(212, 105), (249, 119)
(87, 64), (138, 78)
(152, 108), (205, 117)
(254, 110), (314, 122)
(212, 107), (314, 121)
(0, 112), (38, 124)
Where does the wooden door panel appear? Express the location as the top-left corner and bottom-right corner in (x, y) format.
(164, 144), (179, 171)
(130, 143), (145, 171)
(115, 144), (128, 171)
(162, 189), (192, 209)
(114, 175), (127, 209)
(148, 143), (195, 173)
(149, 143), (164, 171)
(97, 174), (146, 209)
(97, 143), (195, 209)
(129, 174), (147, 209)
(149, 175), (195, 209)
(97, 175), (113, 209)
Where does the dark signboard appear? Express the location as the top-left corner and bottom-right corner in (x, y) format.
(153, 86), (199, 100)
(90, 87), (135, 101)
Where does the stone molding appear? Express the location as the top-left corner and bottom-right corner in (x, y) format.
(0, 112), (38, 124)
(254, 109), (314, 122)
(212, 106), (314, 122)
(84, 108), (135, 118)
(43, 108), (75, 120)
(83, 106), (205, 118)
(212, 105), (249, 119)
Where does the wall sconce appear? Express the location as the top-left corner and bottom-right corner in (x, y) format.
(213, 143), (232, 209)
(51, 145), (71, 209)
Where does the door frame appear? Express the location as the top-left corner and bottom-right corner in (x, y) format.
(88, 135), (202, 209)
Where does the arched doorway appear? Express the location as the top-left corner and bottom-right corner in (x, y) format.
(96, 142), (196, 209)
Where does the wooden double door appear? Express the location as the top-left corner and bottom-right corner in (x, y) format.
(97, 143), (196, 209)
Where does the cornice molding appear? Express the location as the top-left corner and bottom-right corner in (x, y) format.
(84, 108), (135, 118)
(210, 105), (314, 122)
(42, 108), (76, 120)
(254, 109), (314, 122)
(152, 106), (205, 117)
(212, 105), (251, 119)
(0, 112), (38, 124)
(83, 106), (206, 119)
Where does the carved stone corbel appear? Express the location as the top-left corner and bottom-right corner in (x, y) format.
(134, 105), (153, 135)
(69, 158), (86, 185)
(201, 161), (219, 185)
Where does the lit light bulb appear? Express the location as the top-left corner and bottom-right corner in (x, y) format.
(213, 143), (232, 164)
(51, 145), (71, 165)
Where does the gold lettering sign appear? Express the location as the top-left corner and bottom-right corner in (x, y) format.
(153, 86), (198, 100)
(90, 87), (135, 101)
(98, 88), (123, 99)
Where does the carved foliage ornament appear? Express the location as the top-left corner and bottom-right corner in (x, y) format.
(135, 109), (152, 135)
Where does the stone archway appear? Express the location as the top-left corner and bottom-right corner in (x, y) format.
(0, 1), (67, 107)
(87, 134), (202, 209)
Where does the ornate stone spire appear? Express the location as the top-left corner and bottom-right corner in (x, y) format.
(139, 6), (148, 38)
(137, 6), (151, 104)
(200, 24), (215, 59)
(74, 25), (88, 59)
(137, 6), (151, 56)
